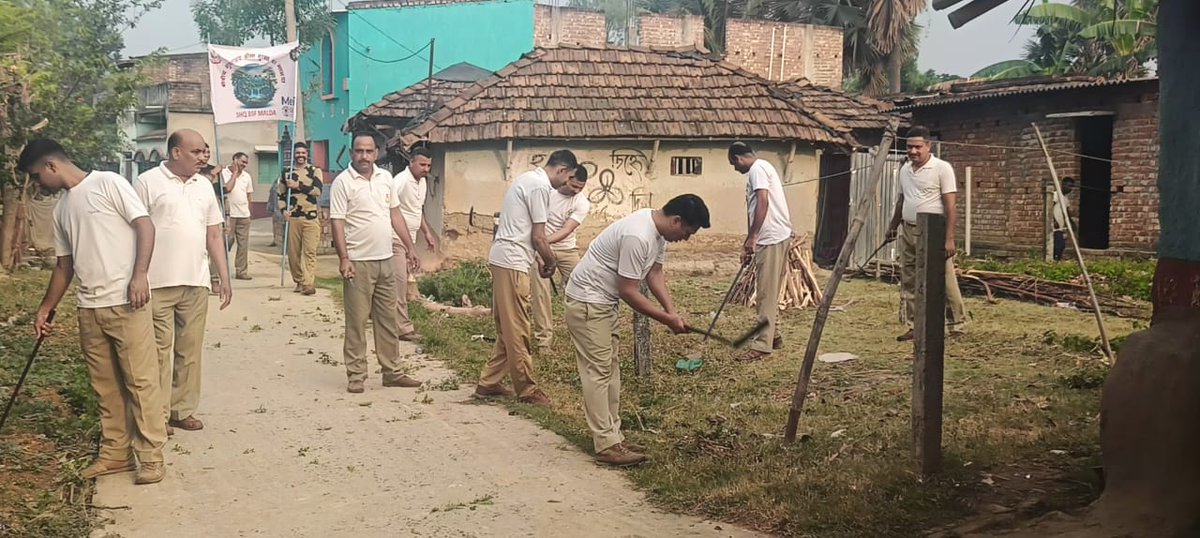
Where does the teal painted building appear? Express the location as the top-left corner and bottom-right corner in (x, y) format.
(298, 0), (536, 172)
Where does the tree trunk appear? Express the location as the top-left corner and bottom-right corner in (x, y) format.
(1091, 2), (1200, 536)
(0, 182), (22, 272)
(887, 47), (903, 95)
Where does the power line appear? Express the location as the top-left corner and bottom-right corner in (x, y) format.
(337, 0), (443, 70)
(347, 36), (430, 64)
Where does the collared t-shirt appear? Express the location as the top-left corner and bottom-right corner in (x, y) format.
(1052, 195), (1070, 231)
(329, 165), (398, 262)
(745, 159), (792, 246)
(899, 155), (957, 223)
(135, 163), (225, 289)
(566, 209), (666, 307)
(54, 171), (150, 309)
(488, 168), (551, 272)
(546, 189), (590, 252)
(221, 168), (254, 218)
(391, 167), (427, 244)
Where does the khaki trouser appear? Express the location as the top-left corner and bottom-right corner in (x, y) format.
(287, 217), (321, 288)
(78, 305), (166, 464)
(342, 259), (405, 383)
(391, 240), (416, 336)
(565, 297), (624, 453)
(479, 265), (539, 398)
(750, 240), (789, 354)
(231, 217), (252, 276)
(530, 248), (581, 348)
(150, 286), (209, 422)
(899, 221), (967, 330)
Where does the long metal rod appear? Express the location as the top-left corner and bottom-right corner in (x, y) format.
(0, 310), (55, 432)
(785, 119), (899, 442)
(703, 261), (749, 344)
(212, 121), (233, 280)
(1031, 123), (1114, 363)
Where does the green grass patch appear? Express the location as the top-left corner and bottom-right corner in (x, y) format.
(417, 260), (491, 307)
(961, 258), (1154, 302)
(409, 266), (1138, 537)
(0, 271), (98, 537)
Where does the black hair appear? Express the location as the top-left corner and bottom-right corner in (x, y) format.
(906, 125), (931, 139)
(17, 139), (68, 173)
(1061, 177), (1076, 191)
(573, 165), (588, 183)
(410, 146), (432, 161)
(293, 141), (309, 151)
(232, 152), (248, 160)
(352, 132), (380, 149)
(728, 141), (754, 161)
(662, 194), (711, 229)
(167, 131), (183, 152)
(545, 149), (578, 170)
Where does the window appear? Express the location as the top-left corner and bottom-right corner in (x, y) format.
(671, 156), (702, 176)
(320, 32), (335, 98)
(256, 151), (279, 185)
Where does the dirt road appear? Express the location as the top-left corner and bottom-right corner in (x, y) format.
(91, 250), (760, 538)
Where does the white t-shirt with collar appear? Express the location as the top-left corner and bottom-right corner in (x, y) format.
(488, 168), (551, 272)
(745, 159), (793, 246)
(221, 168), (254, 218)
(134, 163), (225, 289)
(546, 189), (590, 251)
(391, 167), (427, 244)
(566, 208), (666, 307)
(330, 165), (398, 262)
(54, 171), (151, 309)
(899, 155), (957, 224)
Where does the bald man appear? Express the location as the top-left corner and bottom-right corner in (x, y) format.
(134, 129), (232, 435)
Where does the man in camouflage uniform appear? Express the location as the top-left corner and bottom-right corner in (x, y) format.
(278, 142), (324, 295)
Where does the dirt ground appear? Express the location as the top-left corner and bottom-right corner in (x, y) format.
(90, 220), (761, 538)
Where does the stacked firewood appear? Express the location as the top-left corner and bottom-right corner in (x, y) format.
(730, 234), (825, 310)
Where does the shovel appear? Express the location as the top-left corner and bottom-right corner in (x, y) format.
(683, 261), (750, 362)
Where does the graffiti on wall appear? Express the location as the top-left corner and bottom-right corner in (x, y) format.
(523, 148), (651, 221)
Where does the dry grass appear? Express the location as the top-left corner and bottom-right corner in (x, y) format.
(411, 264), (1143, 537)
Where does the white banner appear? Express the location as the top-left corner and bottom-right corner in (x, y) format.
(207, 42), (300, 125)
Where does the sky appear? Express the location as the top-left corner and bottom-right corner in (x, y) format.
(122, 0), (1035, 77)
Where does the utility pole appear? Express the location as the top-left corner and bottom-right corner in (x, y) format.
(284, 0), (304, 142)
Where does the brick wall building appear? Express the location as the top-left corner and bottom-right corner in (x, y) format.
(533, 5), (607, 48)
(725, 19), (843, 88)
(636, 13), (705, 50)
(895, 77), (1159, 257)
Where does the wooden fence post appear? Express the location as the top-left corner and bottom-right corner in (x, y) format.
(913, 212), (946, 477)
(634, 281), (652, 376)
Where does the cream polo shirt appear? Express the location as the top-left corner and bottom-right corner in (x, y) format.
(330, 165), (398, 262)
(745, 158), (793, 246)
(391, 167), (427, 244)
(546, 189), (590, 252)
(899, 155), (957, 224)
(54, 171), (150, 309)
(488, 168), (551, 272)
(221, 168), (254, 218)
(135, 162), (225, 289)
(566, 209), (666, 307)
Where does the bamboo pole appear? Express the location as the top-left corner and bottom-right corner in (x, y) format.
(1031, 123), (1114, 363)
(784, 119), (899, 443)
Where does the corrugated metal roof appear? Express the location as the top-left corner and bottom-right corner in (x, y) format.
(894, 76), (1158, 110)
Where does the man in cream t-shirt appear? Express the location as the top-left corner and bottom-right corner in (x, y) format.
(390, 147), (438, 340)
(564, 194), (709, 466)
(23, 138), (167, 485)
(530, 165), (590, 352)
(135, 129), (232, 435)
(474, 149), (578, 406)
(886, 125), (967, 341)
(728, 142), (793, 363)
(221, 151), (254, 280)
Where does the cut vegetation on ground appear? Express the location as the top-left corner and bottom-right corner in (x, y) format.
(0, 271), (97, 537)
(414, 258), (1143, 537)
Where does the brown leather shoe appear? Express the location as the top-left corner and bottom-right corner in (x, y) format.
(166, 424), (175, 437)
(301, 287), (316, 296)
(398, 331), (422, 342)
(347, 380), (365, 393)
(473, 384), (515, 399)
(620, 440), (647, 452)
(595, 444), (646, 467)
(134, 461), (165, 484)
(896, 329), (914, 342)
(293, 283), (303, 293)
(168, 416), (204, 431)
(235, 274), (253, 281)
(81, 458), (136, 479)
(735, 350), (770, 363)
(383, 375), (422, 388)
(518, 389), (552, 407)
(772, 335), (784, 350)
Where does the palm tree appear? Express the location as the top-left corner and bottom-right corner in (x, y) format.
(866, 0), (927, 94)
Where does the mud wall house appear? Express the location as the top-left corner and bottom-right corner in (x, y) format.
(120, 52), (280, 216)
(893, 76), (1160, 258)
(388, 46), (871, 239)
